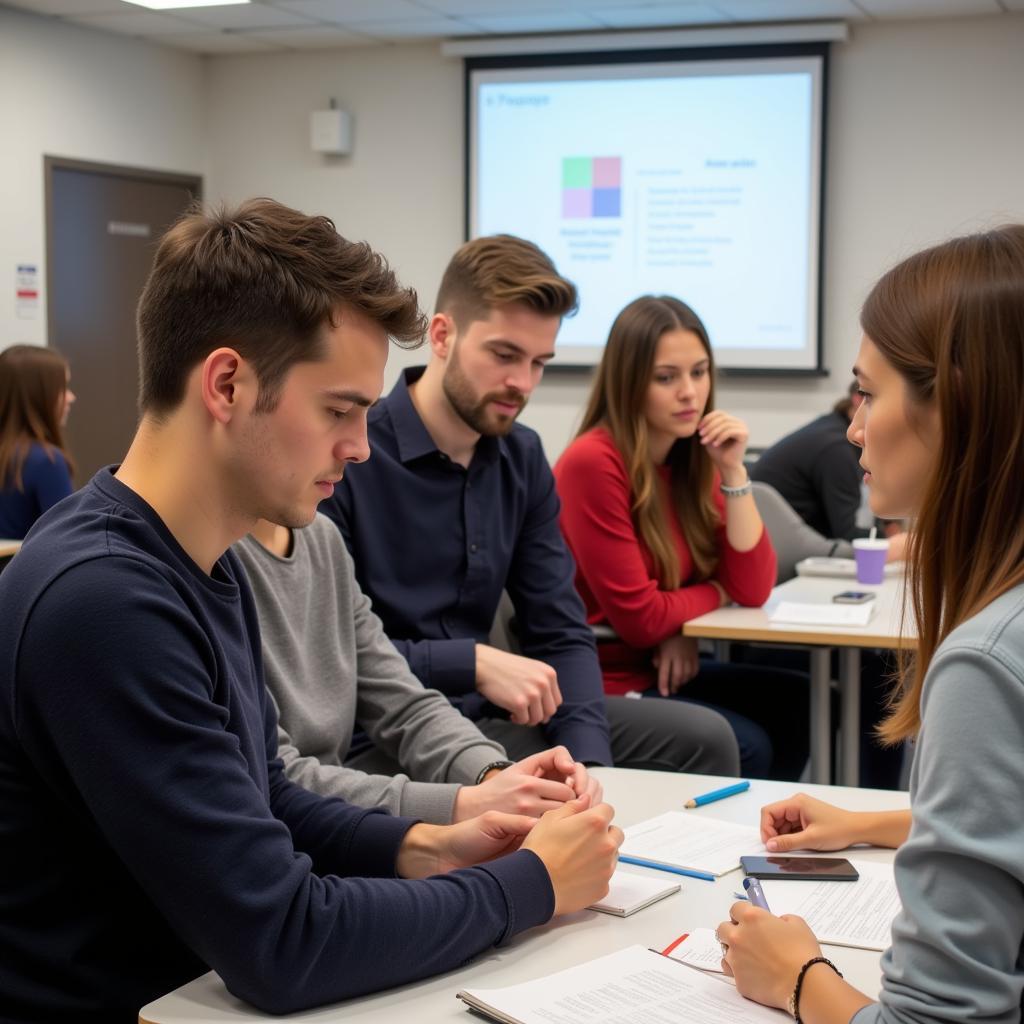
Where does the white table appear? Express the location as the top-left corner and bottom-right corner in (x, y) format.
(683, 575), (917, 786)
(139, 768), (908, 1023)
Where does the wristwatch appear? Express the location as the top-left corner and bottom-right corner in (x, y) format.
(475, 760), (515, 786)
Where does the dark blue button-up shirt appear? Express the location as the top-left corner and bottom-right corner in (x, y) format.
(321, 367), (612, 765)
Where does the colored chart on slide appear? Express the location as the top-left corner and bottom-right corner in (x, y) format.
(562, 157), (622, 219)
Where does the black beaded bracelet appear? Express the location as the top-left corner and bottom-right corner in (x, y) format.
(474, 760), (515, 786)
(787, 956), (843, 1022)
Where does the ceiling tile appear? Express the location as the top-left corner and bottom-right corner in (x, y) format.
(158, 29), (282, 52)
(173, 4), (320, 29)
(421, 0), (589, 12)
(999, 0), (1024, 9)
(271, 0), (428, 22)
(65, 10), (204, 35)
(592, 4), (733, 28)
(240, 25), (378, 47)
(352, 16), (483, 35)
(714, 0), (863, 18)
(853, 0), (1002, 15)
(0, 0), (126, 13)
(468, 11), (608, 31)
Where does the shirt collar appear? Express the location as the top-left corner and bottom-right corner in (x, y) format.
(386, 366), (509, 466)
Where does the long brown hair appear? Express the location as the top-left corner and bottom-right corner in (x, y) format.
(862, 225), (1024, 742)
(0, 344), (74, 491)
(578, 295), (718, 589)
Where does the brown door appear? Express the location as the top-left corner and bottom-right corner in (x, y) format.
(46, 159), (201, 484)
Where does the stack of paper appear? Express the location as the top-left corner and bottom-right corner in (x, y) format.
(620, 812), (760, 877)
(759, 859), (898, 950)
(769, 600), (877, 627)
(588, 869), (680, 917)
(457, 945), (780, 1024)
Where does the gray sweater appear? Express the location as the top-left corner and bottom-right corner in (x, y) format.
(853, 583), (1024, 1024)
(233, 514), (505, 824)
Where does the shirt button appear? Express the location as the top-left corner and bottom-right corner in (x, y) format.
(470, 543), (478, 553)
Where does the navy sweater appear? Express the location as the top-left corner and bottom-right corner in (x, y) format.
(0, 441), (73, 539)
(0, 469), (553, 1022)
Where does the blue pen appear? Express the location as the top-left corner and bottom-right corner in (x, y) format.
(618, 855), (716, 882)
(684, 780), (751, 808)
(743, 876), (771, 912)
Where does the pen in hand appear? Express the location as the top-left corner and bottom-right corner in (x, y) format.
(742, 876), (771, 912)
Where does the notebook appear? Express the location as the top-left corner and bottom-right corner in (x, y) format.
(587, 869), (680, 917)
(769, 600), (877, 627)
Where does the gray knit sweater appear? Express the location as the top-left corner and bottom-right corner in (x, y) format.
(852, 582), (1024, 1023)
(233, 514), (505, 824)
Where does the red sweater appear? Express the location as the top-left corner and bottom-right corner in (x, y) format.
(553, 427), (776, 694)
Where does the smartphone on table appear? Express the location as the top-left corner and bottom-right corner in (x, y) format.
(832, 591), (875, 604)
(740, 856), (860, 881)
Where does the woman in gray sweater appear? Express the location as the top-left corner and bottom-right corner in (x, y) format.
(718, 224), (1024, 1022)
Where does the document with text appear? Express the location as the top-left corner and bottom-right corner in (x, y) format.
(457, 944), (784, 1024)
(760, 859), (898, 950)
(620, 811), (761, 876)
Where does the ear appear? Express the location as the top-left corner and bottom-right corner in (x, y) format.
(428, 313), (455, 360)
(200, 347), (255, 424)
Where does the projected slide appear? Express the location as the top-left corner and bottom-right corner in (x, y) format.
(470, 57), (823, 370)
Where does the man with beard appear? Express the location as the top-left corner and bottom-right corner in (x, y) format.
(320, 235), (738, 774)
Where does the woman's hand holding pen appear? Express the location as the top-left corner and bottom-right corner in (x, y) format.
(698, 410), (749, 479)
(717, 903), (822, 1009)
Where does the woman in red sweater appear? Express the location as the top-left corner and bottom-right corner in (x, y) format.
(554, 295), (808, 779)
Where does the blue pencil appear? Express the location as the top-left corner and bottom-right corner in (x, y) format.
(617, 855), (716, 882)
(684, 780), (751, 809)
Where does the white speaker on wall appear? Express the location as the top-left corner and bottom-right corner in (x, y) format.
(310, 107), (352, 156)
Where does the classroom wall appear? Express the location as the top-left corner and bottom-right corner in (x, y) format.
(3, 10), (1023, 458)
(0, 6), (206, 350)
(203, 13), (1024, 457)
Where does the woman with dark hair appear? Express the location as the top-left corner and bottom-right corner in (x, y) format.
(717, 224), (1024, 1023)
(553, 295), (808, 780)
(0, 344), (75, 538)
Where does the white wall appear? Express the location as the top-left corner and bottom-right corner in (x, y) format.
(204, 14), (1024, 458)
(0, 6), (206, 349)
(4, 11), (1023, 458)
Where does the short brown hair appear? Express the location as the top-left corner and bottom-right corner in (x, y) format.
(434, 235), (577, 329)
(137, 198), (426, 417)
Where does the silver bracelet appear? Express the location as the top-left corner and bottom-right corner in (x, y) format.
(719, 477), (752, 498)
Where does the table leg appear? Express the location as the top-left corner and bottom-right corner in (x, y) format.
(809, 647), (832, 784)
(839, 647), (862, 787)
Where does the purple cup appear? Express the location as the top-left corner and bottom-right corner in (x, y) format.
(853, 539), (889, 584)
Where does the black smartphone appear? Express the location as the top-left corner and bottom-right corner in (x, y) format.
(740, 856), (860, 881)
(832, 591), (875, 604)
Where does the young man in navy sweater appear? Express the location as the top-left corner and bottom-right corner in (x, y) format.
(0, 200), (622, 1022)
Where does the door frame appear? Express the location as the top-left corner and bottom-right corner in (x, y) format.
(43, 155), (203, 342)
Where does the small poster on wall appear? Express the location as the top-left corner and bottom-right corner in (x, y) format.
(16, 263), (39, 320)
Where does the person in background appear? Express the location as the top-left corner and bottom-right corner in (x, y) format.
(751, 380), (906, 562)
(0, 344), (75, 538)
(322, 235), (739, 780)
(233, 512), (601, 824)
(553, 295), (809, 781)
(718, 224), (1024, 1023)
